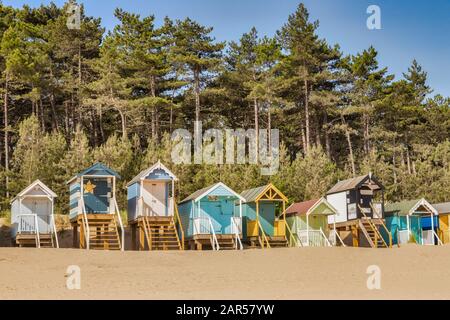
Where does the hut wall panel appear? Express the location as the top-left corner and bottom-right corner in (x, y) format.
(327, 192), (348, 224)
(127, 183), (139, 221)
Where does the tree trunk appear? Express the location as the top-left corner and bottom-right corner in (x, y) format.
(150, 74), (159, 141)
(117, 107), (127, 139)
(50, 92), (59, 132)
(194, 70), (201, 123)
(304, 79), (310, 153)
(4, 75), (9, 198)
(341, 114), (356, 177)
(254, 98), (259, 162)
(267, 103), (271, 157)
(324, 113), (331, 159)
(78, 43), (82, 122)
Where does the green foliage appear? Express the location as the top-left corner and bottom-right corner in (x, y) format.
(0, 2), (449, 214)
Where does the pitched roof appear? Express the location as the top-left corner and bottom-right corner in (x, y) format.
(240, 183), (288, 203)
(180, 182), (245, 203)
(327, 174), (382, 194)
(240, 185), (269, 203)
(286, 199), (320, 216)
(286, 197), (337, 217)
(11, 179), (57, 203)
(127, 160), (177, 186)
(385, 199), (437, 216)
(67, 162), (121, 184)
(432, 202), (450, 214)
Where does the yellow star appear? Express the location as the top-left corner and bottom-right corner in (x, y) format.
(84, 180), (96, 194)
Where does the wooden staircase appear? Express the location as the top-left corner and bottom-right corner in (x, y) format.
(140, 216), (182, 250)
(16, 233), (54, 248)
(359, 219), (388, 248)
(79, 215), (121, 250)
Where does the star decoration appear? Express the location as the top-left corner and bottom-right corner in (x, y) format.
(84, 180), (96, 194)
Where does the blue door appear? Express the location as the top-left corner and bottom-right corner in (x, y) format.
(83, 178), (110, 214)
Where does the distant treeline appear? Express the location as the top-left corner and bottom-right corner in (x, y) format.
(0, 2), (449, 213)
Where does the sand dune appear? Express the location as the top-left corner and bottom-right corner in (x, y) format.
(1, 245), (450, 300)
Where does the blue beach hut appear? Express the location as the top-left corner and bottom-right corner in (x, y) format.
(68, 162), (124, 250)
(178, 182), (244, 250)
(385, 198), (441, 246)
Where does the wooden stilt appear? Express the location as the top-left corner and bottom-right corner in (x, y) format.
(351, 225), (359, 247)
(139, 224), (145, 251)
(72, 224), (78, 248)
(131, 224), (136, 251)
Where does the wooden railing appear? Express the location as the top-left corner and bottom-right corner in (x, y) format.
(257, 220), (271, 249)
(174, 204), (185, 250)
(285, 222), (300, 247)
(79, 197), (90, 250)
(113, 197), (125, 251)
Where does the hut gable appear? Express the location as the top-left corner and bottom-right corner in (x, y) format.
(240, 183), (288, 203)
(385, 199), (437, 216)
(12, 180), (57, 202)
(181, 182), (244, 203)
(327, 174), (383, 195)
(68, 162), (120, 184)
(127, 160), (177, 187)
(286, 198), (337, 217)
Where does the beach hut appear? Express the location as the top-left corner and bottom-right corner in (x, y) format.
(385, 199), (442, 245)
(240, 183), (295, 248)
(127, 161), (183, 250)
(326, 173), (392, 248)
(178, 182), (244, 250)
(433, 202), (450, 244)
(10, 180), (58, 248)
(285, 198), (345, 247)
(68, 162), (124, 250)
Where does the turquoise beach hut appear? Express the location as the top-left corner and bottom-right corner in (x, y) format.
(385, 198), (441, 246)
(68, 162), (124, 250)
(178, 182), (245, 250)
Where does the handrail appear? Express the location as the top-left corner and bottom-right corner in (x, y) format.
(51, 214), (59, 248)
(257, 220), (271, 249)
(207, 216), (220, 251)
(432, 230), (443, 246)
(174, 203), (185, 250)
(231, 217), (243, 250)
(359, 204), (389, 248)
(330, 229), (346, 247)
(34, 214), (40, 249)
(141, 215), (152, 250)
(370, 203), (393, 247)
(285, 221), (300, 247)
(79, 196), (90, 250)
(113, 197), (125, 251)
(319, 228), (332, 247)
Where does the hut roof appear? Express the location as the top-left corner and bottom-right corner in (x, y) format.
(67, 162), (120, 184)
(127, 160), (177, 186)
(433, 202), (450, 215)
(180, 182), (245, 204)
(286, 197), (337, 216)
(385, 199), (437, 216)
(327, 173), (382, 195)
(240, 183), (288, 203)
(11, 179), (57, 203)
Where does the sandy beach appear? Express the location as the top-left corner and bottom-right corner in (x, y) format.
(0, 245), (450, 300)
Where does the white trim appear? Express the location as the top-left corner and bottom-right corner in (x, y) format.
(408, 198), (438, 216)
(193, 182), (245, 202)
(129, 160), (178, 187)
(306, 197), (338, 216)
(11, 180), (57, 203)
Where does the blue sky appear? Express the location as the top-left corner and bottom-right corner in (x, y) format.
(5, 0), (450, 97)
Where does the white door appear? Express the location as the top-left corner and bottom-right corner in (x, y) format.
(33, 199), (50, 233)
(147, 182), (167, 216)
